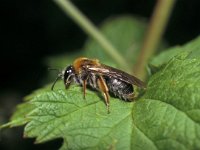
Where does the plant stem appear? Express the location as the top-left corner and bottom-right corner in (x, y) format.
(53, 0), (129, 70)
(133, 0), (176, 79)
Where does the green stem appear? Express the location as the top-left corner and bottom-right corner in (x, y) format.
(53, 0), (129, 71)
(133, 0), (176, 79)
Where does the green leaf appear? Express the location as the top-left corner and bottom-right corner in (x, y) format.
(151, 36), (200, 66)
(24, 86), (134, 146)
(2, 51), (200, 150)
(85, 16), (146, 67)
(138, 53), (200, 150)
(0, 102), (34, 128)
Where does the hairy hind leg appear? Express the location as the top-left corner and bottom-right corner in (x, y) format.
(97, 76), (110, 113)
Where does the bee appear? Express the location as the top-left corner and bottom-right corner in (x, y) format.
(51, 57), (145, 113)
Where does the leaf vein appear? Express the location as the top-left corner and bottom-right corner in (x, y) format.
(148, 99), (200, 126)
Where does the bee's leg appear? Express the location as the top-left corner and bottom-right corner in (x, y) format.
(97, 76), (110, 113)
(124, 93), (135, 101)
(83, 79), (87, 99)
(81, 71), (88, 99)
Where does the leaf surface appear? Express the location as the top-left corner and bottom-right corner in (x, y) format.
(151, 36), (200, 66)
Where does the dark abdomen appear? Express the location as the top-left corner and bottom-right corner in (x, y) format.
(104, 77), (134, 101)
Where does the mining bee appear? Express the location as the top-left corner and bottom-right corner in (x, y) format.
(51, 57), (145, 113)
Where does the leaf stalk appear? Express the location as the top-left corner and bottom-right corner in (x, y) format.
(133, 0), (176, 79)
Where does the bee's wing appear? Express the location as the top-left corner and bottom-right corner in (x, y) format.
(87, 64), (146, 88)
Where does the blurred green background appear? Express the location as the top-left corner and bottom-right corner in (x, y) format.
(0, 0), (200, 150)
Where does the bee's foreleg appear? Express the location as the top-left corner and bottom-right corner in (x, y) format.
(97, 76), (110, 113)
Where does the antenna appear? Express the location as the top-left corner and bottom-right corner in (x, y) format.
(48, 67), (62, 90)
(51, 76), (60, 90)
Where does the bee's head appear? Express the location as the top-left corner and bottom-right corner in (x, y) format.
(51, 65), (75, 90)
(63, 65), (75, 87)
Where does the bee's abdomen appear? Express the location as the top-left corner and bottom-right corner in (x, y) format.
(104, 77), (134, 101)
